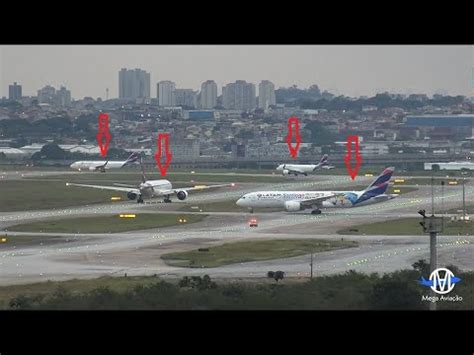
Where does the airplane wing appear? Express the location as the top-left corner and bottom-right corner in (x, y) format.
(298, 193), (342, 208)
(66, 182), (140, 194)
(153, 183), (235, 196)
(285, 168), (306, 174)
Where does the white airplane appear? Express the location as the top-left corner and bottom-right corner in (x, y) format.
(236, 167), (398, 214)
(276, 154), (334, 176)
(70, 152), (141, 172)
(66, 162), (235, 203)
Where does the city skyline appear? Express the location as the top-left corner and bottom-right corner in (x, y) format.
(0, 45), (472, 99)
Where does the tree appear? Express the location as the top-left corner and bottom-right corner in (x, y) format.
(178, 276), (191, 288)
(268, 270), (286, 282)
(305, 121), (339, 146)
(431, 164), (441, 172)
(0, 152), (6, 161)
(274, 271), (285, 282)
(412, 259), (430, 276)
(32, 143), (68, 160)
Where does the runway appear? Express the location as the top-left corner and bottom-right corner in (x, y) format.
(0, 172), (472, 286)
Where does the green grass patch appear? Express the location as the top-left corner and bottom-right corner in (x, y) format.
(0, 180), (124, 212)
(161, 238), (358, 268)
(8, 213), (207, 234)
(443, 205), (474, 214)
(0, 276), (159, 309)
(338, 217), (473, 236)
(26, 172), (287, 183)
(0, 234), (66, 248)
(396, 177), (472, 186)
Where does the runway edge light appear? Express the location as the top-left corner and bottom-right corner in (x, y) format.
(119, 214), (136, 218)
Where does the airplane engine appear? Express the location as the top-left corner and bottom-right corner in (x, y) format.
(89, 166), (97, 171)
(282, 169), (290, 176)
(127, 192), (138, 200)
(284, 201), (302, 212)
(176, 190), (188, 201)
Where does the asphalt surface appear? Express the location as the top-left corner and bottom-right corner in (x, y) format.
(0, 170), (472, 286)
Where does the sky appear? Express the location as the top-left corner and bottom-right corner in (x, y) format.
(0, 45), (472, 99)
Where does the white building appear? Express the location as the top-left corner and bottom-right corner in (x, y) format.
(174, 89), (197, 108)
(0, 147), (29, 159)
(157, 81), (176, 107)
(258, 80), (276, 110)
(222, 80), (256, 111)
(37, 85), (56, 104)
(118, 68), (151, 100)
(200, 80), (217, 109)
(56, 86), (71, 106)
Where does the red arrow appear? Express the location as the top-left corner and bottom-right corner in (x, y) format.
(286, 117), (301, 158)
(154, 133), (172, 177)
(96, 113), (112, 157)
(344, 135), (362, 180)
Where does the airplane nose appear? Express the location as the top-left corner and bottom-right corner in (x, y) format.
(236, 198), (243, 206)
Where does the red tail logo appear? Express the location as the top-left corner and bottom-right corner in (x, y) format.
(154, 133), (172, 177)
(286, 117), (301, 158)
(344, 135), (362, 180)
(96, 113), (112, 157)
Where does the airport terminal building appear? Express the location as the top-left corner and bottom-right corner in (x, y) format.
(405, 114), (474, 140)
(424, 161), (474, 170)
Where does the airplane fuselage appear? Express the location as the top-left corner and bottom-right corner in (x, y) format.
(236, 190), (397, 210)
(70, 161), (127, 171)
(138, 179), (173, 198)
(276, 164), (318, 175)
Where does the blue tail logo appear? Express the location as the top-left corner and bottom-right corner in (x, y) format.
(123, 152), (141, 166)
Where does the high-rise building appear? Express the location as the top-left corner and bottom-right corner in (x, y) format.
(157, 81), (176, 106)
(258, 80), (276, 110)
(37, 85), (56, 104)
(118, 68), (150, 100)
(56, 86), (71, 106)
(8, 82), (22, 101)
(222, 80), (256, 111)
(175, 89), (197, 108)
(200, 80), (217, 109)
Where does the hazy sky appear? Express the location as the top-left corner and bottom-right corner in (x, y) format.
(0, 45), (472, 99)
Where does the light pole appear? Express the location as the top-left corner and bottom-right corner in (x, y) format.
(419, 209), (443, 311)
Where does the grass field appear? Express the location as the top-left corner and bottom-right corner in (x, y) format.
(161, 238), (358, 268)
(0, 234), (67, 248)
(25, 172), (288, 183)
(394, 177), (472, 186)
(444, 205), (474, 214)
(0, 276), (160, 309)
(338, 217), (473, 236)
(0, 180), (123, 212)
(8, 213), (207, 234)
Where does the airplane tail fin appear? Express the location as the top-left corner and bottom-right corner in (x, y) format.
(122, 152), (141, 167)
(363, 167), (395, 194)
(318, 154), (329, 166)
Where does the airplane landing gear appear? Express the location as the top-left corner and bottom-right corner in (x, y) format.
(164, 196), (172, 203)
(304, 173), (308, 176)
(137, 196), (144, 203)
(311, 209), (322, 215)
(248, 207), (254, 214)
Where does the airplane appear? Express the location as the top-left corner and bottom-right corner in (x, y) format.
(66, 160), (235, 203)
(236, 167), (397, 214)
(275, 154), (334, 176)
(70, 152), (141, 172)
